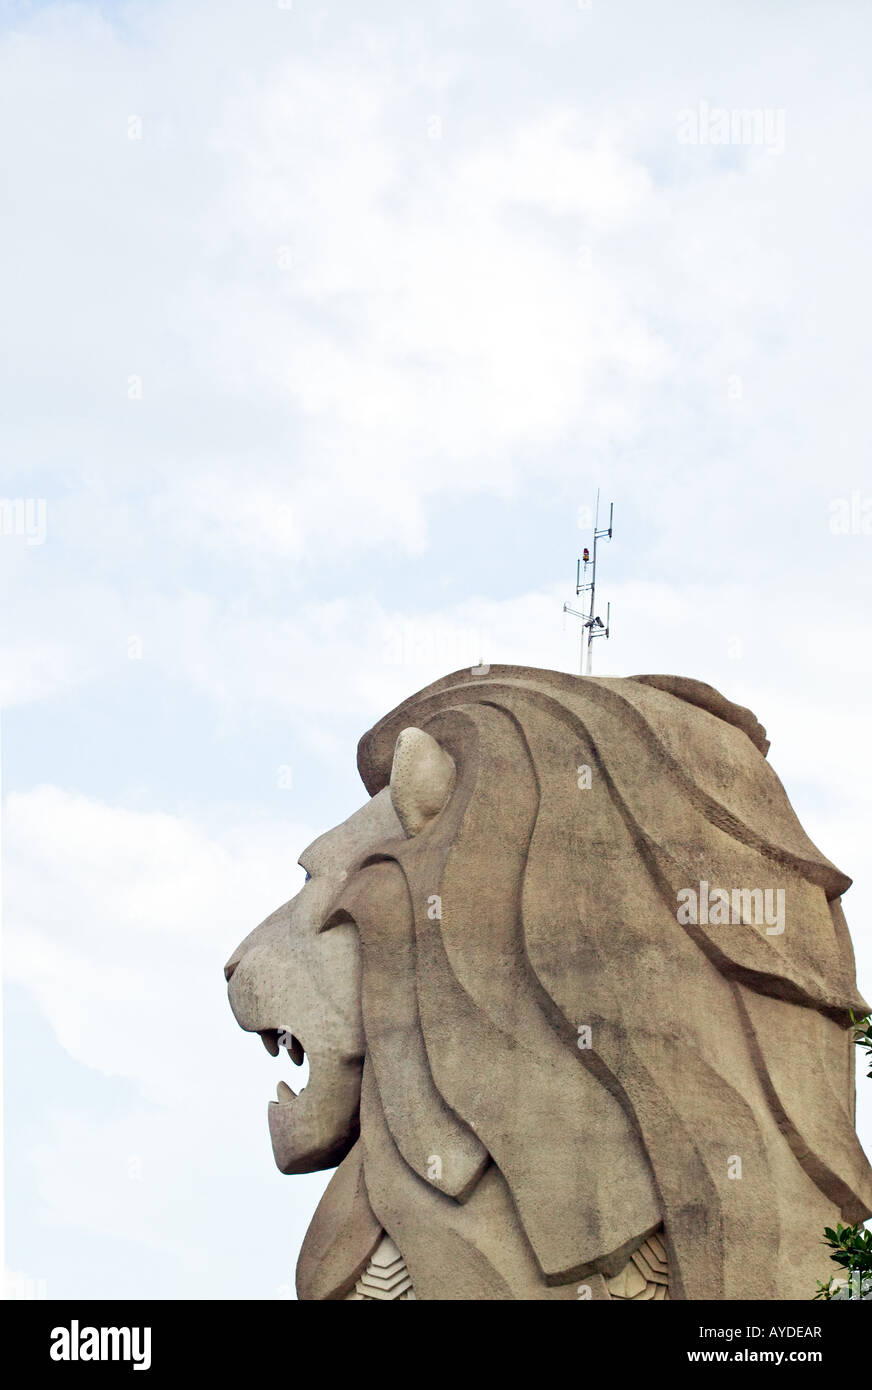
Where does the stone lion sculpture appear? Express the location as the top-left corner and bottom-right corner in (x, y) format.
(225, 665), (872, 1300)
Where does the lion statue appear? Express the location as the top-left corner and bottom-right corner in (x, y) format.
(225, 665), (872, 1300)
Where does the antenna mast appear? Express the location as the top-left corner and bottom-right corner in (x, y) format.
(563, 490), (613, 675)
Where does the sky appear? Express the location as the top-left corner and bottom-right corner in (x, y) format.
(1, 0), (871, 1299)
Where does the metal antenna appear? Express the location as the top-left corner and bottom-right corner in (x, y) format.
(563, 490), (613, 675)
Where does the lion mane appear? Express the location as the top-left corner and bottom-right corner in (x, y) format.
(297, 665), (872, 1300)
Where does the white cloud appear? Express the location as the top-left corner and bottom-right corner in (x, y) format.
(4, 784), (330, 1292)
(4, 787), (314, 1088)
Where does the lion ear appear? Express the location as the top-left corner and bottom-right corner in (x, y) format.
(389, 727), (456, 837)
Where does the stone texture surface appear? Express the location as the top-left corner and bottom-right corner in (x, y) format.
(226, 666), (872, 1300)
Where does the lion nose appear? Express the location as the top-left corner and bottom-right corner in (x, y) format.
(224, 956), (240, 983)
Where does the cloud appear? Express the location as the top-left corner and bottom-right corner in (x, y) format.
(4, 783), (331, 1293)
(4, 787), (314, 1083)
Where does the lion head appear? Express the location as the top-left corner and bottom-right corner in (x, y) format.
(226, 665), (872, 1300)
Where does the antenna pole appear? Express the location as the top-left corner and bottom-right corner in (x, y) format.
(563, 493), (614, 676)
(585, 490), (600, 674)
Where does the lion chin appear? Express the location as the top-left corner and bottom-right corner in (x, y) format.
(266, 1056), (363, 1176)
(226, 666), (872, 1301)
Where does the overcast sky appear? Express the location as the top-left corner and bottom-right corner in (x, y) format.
(2, 0), (871, 1299)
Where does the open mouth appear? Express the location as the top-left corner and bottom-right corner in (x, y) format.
(259, 1027), (310, 1102)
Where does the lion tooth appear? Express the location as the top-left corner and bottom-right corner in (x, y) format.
(289, 1034), (305, 1066)
(276, 1080), (296, 1103)
(261, 1031), (280, 1057)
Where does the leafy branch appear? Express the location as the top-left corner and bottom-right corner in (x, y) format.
(850, 1010), (872, 1080)
(813, 1013), (872, 1299)
(813, 1223), (872, 1300)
